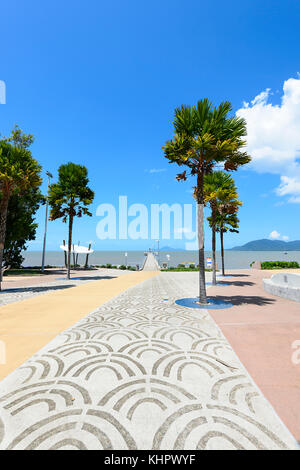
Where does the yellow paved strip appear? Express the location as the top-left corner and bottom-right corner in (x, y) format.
(0, 271), (159, 381)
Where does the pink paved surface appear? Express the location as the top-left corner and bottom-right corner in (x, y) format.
(2, 268), (119, 290)
(209, 269), (300, 443)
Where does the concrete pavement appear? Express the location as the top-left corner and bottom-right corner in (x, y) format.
(0, 272), (297, 450)
(0, 271), (158, 382)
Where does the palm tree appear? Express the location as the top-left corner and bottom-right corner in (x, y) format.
(48, 163), (94, 280)
(163, 99), (251, 303)
(203, 171), (238, 285)
(0, 129), (41, 290)
(216, 209), (240, 277)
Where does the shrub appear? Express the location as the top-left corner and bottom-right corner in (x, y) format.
(160, 267), (219, 272)
(119, 265), (127, 270)
(261, 261), (300, 270)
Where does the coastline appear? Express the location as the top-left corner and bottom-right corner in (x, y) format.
(21, 250), (300, 270)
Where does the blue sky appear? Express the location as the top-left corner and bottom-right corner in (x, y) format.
(1, 0), (300, 251)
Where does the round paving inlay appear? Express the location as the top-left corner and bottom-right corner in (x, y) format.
(175, 297), (233, 309)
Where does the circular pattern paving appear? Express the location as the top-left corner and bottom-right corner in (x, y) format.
(175, 297), (233, 310)
(0, 273), (296, 449)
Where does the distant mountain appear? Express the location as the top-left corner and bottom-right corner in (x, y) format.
(231, 239), (300, 251)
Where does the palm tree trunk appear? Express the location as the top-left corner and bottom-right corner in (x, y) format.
(220, 228), (225, 276)
(0, 193), (10, 291)
(211, 205), (217, 286)
(84, 243), (91, 269)
(67, 214), (73, 280)
(197, 170), (207, 304)
(212, 225), (217, 286)
(63, 240), (67, 268)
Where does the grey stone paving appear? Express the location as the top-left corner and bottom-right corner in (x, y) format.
(0, 272), (297, 450)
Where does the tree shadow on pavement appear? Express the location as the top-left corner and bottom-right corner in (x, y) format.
(1, 285), (75, 294)
(1, 276), (116, 293)
(223, 274), (250, 278)
(69, 276), (115, 281)
(213, 295), (275, 306)
(218, 281), (255, 287)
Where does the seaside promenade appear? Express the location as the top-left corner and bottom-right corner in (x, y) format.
(208, 269), (300, 443)
(0, 270), (298, 450)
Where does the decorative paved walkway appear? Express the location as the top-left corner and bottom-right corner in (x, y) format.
(0, 271), (156, 382)
(0, 273), (297, 450)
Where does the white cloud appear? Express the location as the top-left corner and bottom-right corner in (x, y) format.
(269, 230), (289, 241)
(269, 230), (281, 239)
(237, 76), (300, 202)
(289, 196), (300, 203)
(276, 176), (300, 202)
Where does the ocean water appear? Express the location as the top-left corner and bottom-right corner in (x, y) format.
(22, 250), (300, 270)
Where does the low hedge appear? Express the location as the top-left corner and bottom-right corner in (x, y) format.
(177, 264), (196, 269)
(260, 261), (300, 270)
(93, 264), (136, 270)
(161, 267), (218, 272)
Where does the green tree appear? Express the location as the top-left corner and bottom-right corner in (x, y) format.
(0, 129), (42, 289)
(7, 124), (34, 149)
(203, 171), (240, 284)
(204, 172), (241, 280)
(163, 99), (250, 303)
(215, 209), (240, 277)
(48, 163), (94, 280)
(3, 187), (44, 268)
